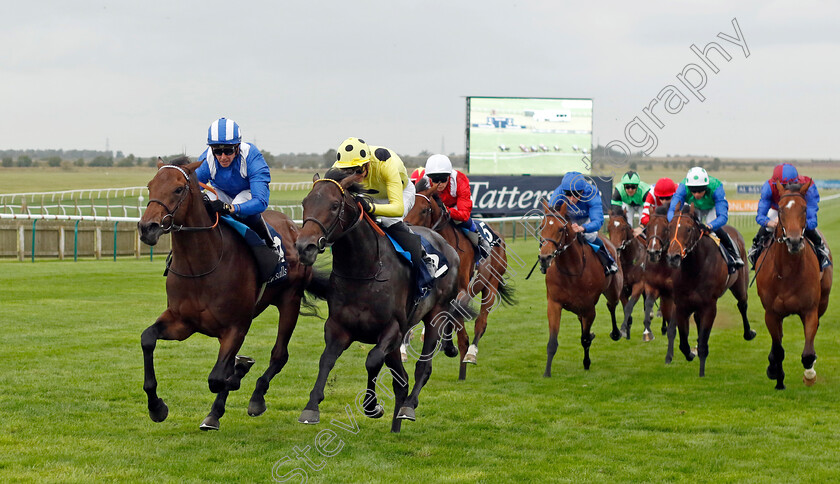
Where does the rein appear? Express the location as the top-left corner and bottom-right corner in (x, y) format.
(146, 165), (220, 233)
(668, 212), (702, 259)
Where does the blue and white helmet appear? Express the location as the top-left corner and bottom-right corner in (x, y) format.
(207, 118), (241, 145)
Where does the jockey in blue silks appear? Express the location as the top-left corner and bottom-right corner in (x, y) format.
(748, 163), (830, 269)
(194, 117), (284, 279)
(548, 171), (618, 275)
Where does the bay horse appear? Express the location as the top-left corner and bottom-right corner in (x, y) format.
(538, 199), (623, 375)
(756, 182), (833, 389)
(642, 206), (676, 360)
(606, 206), (652, 341)
(666, 204), (756, 376)
(404, 177), (516, 380)
(138, 158), (327, 431)
(295, 170), (474, 432)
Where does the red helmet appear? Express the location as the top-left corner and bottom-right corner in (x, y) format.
(653, 177), (677, 198)
(410, 167), (424, 183)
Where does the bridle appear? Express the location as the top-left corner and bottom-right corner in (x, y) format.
(301, 178), (365, 253)
(414, 192), (450, 232)
(645, 214), (668, 258)
(668, 211), (703, 259)
(146, 165), (219, 233)
(776, 192), (806, 246)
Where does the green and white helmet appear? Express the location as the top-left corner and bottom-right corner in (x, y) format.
(685, 167), (709, 187)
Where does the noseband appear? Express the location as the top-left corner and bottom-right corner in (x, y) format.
(302, 178), (364, 252)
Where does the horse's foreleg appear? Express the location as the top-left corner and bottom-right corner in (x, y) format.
(643, 287), (657, 336)
(622, 284), (645, 340)
(455, 317), (470, 381)
(544, 299), (563, 377)
(801, 309), (819, 387)
(399, 313), (447, 423)
(618, 292), (630, 339)
(580, 311), (596, 370)
(674, 306), (694, 363)
(696, 307), (716, 377)
(362, 323), (401, 419)
(141, 316), (194, 423)
(202, 327), (249, 431)
(249, 293), (302, 417)
(300, 319), (352, 425)
(764, 311), (785, 389)
(465, 285), (497, 365)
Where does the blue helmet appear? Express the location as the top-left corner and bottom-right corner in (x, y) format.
(207, 117), (241, 145)
(780, 164), (799, 184)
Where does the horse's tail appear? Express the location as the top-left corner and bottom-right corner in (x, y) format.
(496, 281), (517, 307)
(300, 267), (330, 318)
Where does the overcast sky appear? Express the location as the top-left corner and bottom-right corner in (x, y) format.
(2, 1), (837, 160)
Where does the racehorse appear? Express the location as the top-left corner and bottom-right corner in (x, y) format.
(138, 157), (327, 431)
(642, 206), (676, 359)
(295, 170), (474, 432)
(606, 206), (652, 341)
(756, 182), (833, 389)
(666, 204), (756, 376)
(538, 199), (623, 375)
(405, 177), (516, 380)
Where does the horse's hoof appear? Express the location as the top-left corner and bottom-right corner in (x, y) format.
(248, 398), (266, 417)
(148, 398), (169, 423)
(804, 369), (817, 387)
(766, 367), (777, 380)
(200, 416), (220, 431)
(665, 356), (672, 364)
(443, 343), (458, 358)
(610, 331), (620, 341)
(744, 330), (757, 341)
(299, 409), (320, 425)
(775, 382), (786, 390)
(365, 404), (385, 419)
(642, 331), (654, 342)
(463, 354), (477, 365)
(397, 406), (415, 421)
(400, 350), (408, 363)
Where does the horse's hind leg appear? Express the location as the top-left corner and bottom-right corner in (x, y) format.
(465, 283), (497, 365)
(764, 311), (785, 389)
(801, 309), (819, 387)
(141, 315), (194, 423)
(300, 319), (352, 425)
(398, 313), (446, 423)
(730, 271), (757, 340)
(579, 310), (596, 370)
(383, 349), (410, 433)
(674, 306), (695, 363)
(249, 293), (303, 417)
(695, 307), (716, 377)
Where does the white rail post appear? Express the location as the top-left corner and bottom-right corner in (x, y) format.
(95, 226), (102, 260)
(18, 225), (24, 261)
(59, 226), (65, 260)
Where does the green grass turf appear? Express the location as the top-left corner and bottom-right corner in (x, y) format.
(1, 206), (839, 482)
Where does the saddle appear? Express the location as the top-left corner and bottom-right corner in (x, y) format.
(386, 233), (449, 301)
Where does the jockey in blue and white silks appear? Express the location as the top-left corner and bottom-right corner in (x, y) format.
(548, 171), (618, 275)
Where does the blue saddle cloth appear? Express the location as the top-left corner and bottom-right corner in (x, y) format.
(385, 233), (448, 300)
(220, 215), (288, 285)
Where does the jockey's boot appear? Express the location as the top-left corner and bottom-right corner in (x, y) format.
(464, 229), (492, 259)
(748, 225), (774, 270)
(242, 214), (286, 283)
(805, 229), (832, 269)
(592, 239), (618, 276)
(714, 228), (744, 274)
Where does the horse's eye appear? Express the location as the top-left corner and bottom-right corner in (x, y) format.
(174, 186), (184, 194)
(331, 202), (340, 211)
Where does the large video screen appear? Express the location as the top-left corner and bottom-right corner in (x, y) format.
(467, 97), (593, 175)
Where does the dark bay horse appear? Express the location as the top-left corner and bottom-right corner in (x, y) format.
(606, 206), (652, 341)
(138, 159), (327, 431)
(642, 206), (676, 360)
(538, 199), (623, 375)
(756, 182), (833, 389)
(404, 178), (515, 380)
(295, 170), (474, 432)
(666, 205), (756, 376)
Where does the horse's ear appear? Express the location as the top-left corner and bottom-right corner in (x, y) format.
(540, 197), (550, 212)
(185, 161), (202, 174)
(799, 180), (811, 195)
(774, 181), (785, 194)
(156, 157), (164, 169)
(313, 173), (320, 182)
(558, 202), (568, 216)
(340, 172), (365, 189)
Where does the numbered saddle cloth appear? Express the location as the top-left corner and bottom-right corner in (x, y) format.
(220, 215), (288, 285)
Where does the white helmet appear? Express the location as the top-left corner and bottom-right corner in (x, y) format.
(685, 166), (709, 187)
(425, 154), (453, 175)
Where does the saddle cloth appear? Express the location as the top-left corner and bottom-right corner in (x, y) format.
(220, 215), (288, 285)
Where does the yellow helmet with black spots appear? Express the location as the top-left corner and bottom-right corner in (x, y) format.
(334, 137), (372, 168)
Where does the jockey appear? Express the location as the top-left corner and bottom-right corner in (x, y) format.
(332, 137), (440, 280)
(749, 163), (830, 269)
(417, 154), (492, 257)
(195, 118), (283, 278)
(611, 171), (651, 227)
(667, 166), (744, 273)
(638, 177), (678, 234)
(549, 172), (618, 275)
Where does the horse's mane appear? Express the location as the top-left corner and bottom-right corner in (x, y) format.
(415, 176), (430, 192)
(324, 168), (365, 194)
(654, 205), (668, 216)
(168, 155), (191, 166)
